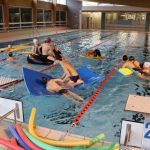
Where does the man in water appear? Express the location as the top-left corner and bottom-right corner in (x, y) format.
(52, 57), (84, 88)
(7, 52), (16, 62)
(41, 77), (84, 105)
(138, 62), (150, 80)
(31, 38), (42, 55)
(42, 37), (63, 60)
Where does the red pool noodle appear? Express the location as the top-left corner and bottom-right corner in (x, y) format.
(15, 124), (43, 150)
(0, 136), (24, 150)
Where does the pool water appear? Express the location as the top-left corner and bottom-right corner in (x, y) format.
(0, 30), (150, 142)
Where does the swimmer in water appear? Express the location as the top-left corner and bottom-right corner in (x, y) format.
(122, 55), (140, 70)
(82, 48), (101, 57)
(7, 52), (16, 62)
(41, 77), (84, 105)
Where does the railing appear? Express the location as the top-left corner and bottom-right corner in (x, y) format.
(124, 123), (131, 146)
(0, 103), (20, 124)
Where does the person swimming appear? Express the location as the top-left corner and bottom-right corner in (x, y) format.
(122, 55), (140, 69)
(7, 52), (16, 62)
(53, 57), (84, 88)
(138, 63), (150, 80)
(41, 77), (84, 105)
(82, 48), (101, 57)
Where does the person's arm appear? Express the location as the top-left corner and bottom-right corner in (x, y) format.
(122, 62), (128, 68)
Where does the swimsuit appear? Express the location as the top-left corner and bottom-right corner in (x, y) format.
(58, 89), (68, 95)
(69, 75), (79, 83)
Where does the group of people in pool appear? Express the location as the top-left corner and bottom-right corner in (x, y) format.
(31, 37), (84, 104)
(122, 55), (150, 80)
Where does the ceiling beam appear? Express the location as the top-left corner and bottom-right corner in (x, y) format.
(80, 0), (150, 8)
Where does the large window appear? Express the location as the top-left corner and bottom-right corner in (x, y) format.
(37, 9), (52, 27)
(56, 11), (67, 26)
(9, 7), (32, 29)
(57, 0), (66, 5)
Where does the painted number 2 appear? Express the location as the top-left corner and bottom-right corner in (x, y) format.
(144, 122), (150, 139)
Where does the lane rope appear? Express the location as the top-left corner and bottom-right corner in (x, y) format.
(71, 46), (129, 126)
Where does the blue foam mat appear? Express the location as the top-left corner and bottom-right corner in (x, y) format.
(22, 66), (104, 96)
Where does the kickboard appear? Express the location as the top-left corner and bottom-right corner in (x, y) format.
(118, 68), (133, 76)
(22, 67), (104, 96)
(0, 45), (32, 52)
(80, 54), (105, 60)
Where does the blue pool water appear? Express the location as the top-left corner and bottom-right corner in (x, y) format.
(0, 30), (150, 142)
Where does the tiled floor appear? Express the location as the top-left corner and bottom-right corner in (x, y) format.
(0, 26), (74, 43)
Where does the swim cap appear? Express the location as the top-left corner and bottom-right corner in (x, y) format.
(144, 62), (150, 68)
(129, 56), (135, 61)
(8, 52), (13, 57)
(122, 55), (128, 61)
(45, 37), (51, 43)
(33, 38), (39, 45)
(82, 47), (88, 52)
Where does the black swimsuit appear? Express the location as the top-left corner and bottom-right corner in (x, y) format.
(70, 75), (79, 83)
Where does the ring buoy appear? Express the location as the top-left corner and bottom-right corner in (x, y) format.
(27, 54), (54, 65)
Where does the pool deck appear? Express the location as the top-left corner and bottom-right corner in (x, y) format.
(0, 27), (76, 43)
(0, 119), (111, 148)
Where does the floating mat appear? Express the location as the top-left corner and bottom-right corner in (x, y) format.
(80, 54), (106, 60)
(22, 66), (104, 96)
(118, 68), (133, 76)
(0, 77), (17, 86)
(0, 45), (32, 52)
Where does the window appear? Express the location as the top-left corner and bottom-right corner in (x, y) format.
(9, 7), (20, 23)
(9, 7), (32, 29)
(44, 10), (51, 22)
(21, 8), (32, 22)
(82, 1), (98, 6)
(37, 9), (52, 26)
(0, 6), (3, 30)
(37, 9), (44, 22)
(57, 0), (66, 5)
(38, 0), (53, 2)
(0, 6), (3, 23)
(56, 11), (66, 26)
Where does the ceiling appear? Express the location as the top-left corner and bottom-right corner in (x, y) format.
(80, 0), (150, 8)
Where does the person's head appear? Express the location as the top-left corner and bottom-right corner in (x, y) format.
(143, 62), (150, 69)
(129, 56), (135, 61)
(41, 77), (48, 84)
(8, 52), (13, 57)
(82, 47), (88, 52)
(122, 55), (128, 61)
(33, 38), (39, 45)
(45, 37), (52, 43)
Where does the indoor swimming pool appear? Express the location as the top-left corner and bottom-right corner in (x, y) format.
(0, 30), (150, 142)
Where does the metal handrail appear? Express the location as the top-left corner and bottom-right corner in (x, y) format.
(0, 103), (20, 124)
(124, 123), (131, 146)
